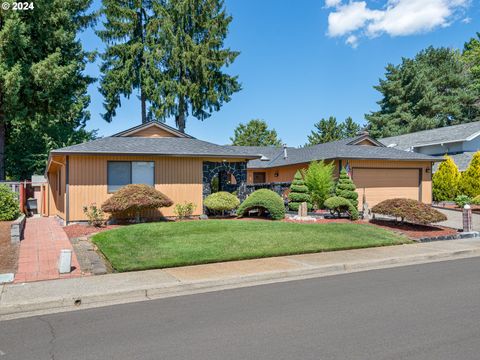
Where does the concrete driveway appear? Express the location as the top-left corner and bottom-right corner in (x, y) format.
(436, 208), (480, 231)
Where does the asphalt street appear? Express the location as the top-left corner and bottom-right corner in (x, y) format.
(1, 257), (480, 360)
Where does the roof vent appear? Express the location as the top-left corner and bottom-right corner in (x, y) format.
(387, 143), (397, 148)
(283, 144), (288, 159)
(260, 155), (270, 161)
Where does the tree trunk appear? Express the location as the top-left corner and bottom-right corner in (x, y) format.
(176, 96), (186, 133)
(0, 116), (5, 181)
(141, 88), (147, 124)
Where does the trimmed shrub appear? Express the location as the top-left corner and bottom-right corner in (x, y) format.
(336, 168), (358, 208)
(432, 155), (460, 201)
(288, 170), (312, 211)
(454, 195), (472, 208)
(0, 184), (20, 221)
(204, 191), (240, 213)
(324, 196), (359, 220)
(174, 202), (197, 219)
(459, 151), (480, 198)
(101, 184), (173, 222)
(303, 160), (335, 209)
(371, 198), (447, 225)
(237, 189), (285, 220)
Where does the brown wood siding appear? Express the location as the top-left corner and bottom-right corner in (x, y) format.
(356, 139), (376, 146)
(126, 126), (178, 138)
(67, 155), (204, 221)
(47, 163), (66, 219)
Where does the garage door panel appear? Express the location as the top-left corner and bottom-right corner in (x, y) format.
(352, 168), (420, 208)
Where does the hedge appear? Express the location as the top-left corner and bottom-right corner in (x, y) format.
(237, 189), (285, 220)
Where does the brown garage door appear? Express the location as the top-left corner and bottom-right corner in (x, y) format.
(352, 168), (420, 208)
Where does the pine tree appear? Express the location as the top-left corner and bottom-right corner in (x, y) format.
(432, 155), (460, 201)
(230, 119), (281, 146)
(307, 117), (342, 145)
(459, 151), (480, 198)
(97, 0), (157, 124)
(341, 117), (361, 138)
(366, 47), (479, 138)
(152, 0), (241, 132)
(0, 0), (96, 179)
(288, 171), (312, 211)
(335, 168), (358, 208)
(462, 33), (480, 97)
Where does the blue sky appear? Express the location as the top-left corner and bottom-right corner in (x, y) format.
(81, 0), (480, 147)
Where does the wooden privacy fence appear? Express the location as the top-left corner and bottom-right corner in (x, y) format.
(0, 180), (48, 216)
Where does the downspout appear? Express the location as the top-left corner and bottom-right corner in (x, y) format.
(65, 156), (69, 225)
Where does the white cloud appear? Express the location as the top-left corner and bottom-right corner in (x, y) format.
(326, 0), (470, 47)
(325, 0), (342, 8)
(346, 35), (359, 48)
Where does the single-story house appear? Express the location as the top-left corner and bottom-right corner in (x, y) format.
(379, 121), (480, 172)
(45, 122), (441, 223)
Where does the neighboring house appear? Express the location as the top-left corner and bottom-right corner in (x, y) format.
(45, 122), (440, 223)
(379, 121), (480, 172)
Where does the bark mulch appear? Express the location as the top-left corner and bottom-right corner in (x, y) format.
(63, 224), (121, 240)
(369, 219), (458, 239)
(0, 221), (18, 273)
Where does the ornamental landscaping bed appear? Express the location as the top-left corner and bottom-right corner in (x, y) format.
(369, 219), (458, 240)
(0, 221), (18, 274)
(63, 223), (122, 240)
(92, 220), (410, 272)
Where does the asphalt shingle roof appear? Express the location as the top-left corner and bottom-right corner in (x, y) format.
(226, 137), (439, 169)
(432, 152), (476, 172)
(379, 121), (480, 151)
(52, 135), (440, 166)
(51, 137), (263, 159)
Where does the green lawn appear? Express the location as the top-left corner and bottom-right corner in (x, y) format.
(92, 220), (411, 272)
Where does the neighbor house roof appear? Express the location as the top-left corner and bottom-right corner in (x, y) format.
(51, 137), (262, 159)
(379, 121), (480, 150)
(432, 152), (476, 172)
(226, 136), (440, 169)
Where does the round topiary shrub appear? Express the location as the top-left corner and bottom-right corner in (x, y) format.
(288, 170), (312, 211)
(371, 198), (447, 225)
(0, 184), (20, 221)
(237, 189), (285, 220)
(204, 191), (240, 214)
(324, 196), (359, 220)
(102, 184), (173, 222)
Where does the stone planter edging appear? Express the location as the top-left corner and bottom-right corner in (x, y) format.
(417, 231), (479, 243)
(11, 214), (26, 244)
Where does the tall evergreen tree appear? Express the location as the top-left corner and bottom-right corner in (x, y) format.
(0, 0), (96, 180)
(366, 47), (479, 138)
(341, 117), (361, 138)
(153, 0), (240, 132)
(462, 33), (480, 99)
(230, 119), (281, 146)
(307, 117), (342, 145)
(97, 0), (157, 124)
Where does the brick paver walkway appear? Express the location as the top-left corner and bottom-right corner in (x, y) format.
(15, 217), (85, 283)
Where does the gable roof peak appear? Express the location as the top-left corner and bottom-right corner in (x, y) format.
(111, 121), (195, 139)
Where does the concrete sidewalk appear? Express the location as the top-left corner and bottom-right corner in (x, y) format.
(1, 238), (480, 320)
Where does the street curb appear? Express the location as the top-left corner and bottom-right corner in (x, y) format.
(2, 248), (480, 320)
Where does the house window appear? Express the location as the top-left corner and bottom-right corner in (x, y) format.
(108, 161), (154, 192)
